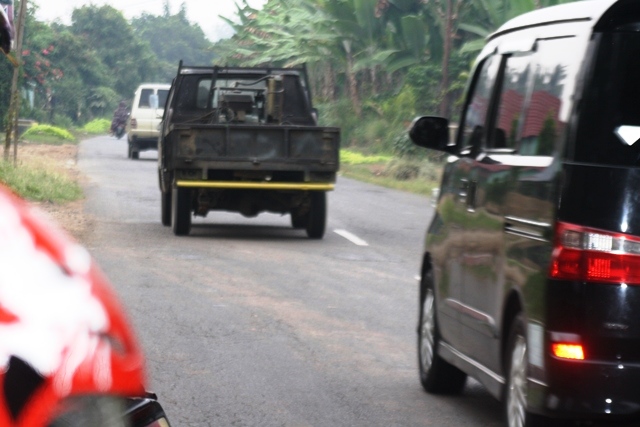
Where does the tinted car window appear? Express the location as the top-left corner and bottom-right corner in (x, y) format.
(490, 54), (531, 150)
(520, 37), (580, 156)
(459, 55), (500, 151)
(573, 32), (640, 166)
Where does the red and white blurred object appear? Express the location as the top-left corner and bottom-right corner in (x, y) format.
(0, 183), (170, 426)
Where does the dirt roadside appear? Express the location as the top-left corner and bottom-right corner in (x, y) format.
(18, 143), (91, 242)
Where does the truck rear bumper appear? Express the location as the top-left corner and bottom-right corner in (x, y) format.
(175, 180), (335, 191)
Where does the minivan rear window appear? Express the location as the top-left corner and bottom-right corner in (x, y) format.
(572, 32), (640, 167)
(158, 89), (169, 109)
(138, 89), (154, 108)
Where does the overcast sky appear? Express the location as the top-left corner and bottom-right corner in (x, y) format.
(33, 0), (267, 42)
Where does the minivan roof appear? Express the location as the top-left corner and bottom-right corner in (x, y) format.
(136, 83), (171, 89)
(490, 0), (617, 40)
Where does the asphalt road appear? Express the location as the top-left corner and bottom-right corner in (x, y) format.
(78, 135), (504, 426)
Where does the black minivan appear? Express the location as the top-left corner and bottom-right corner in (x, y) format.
(410, 1), (640, 426)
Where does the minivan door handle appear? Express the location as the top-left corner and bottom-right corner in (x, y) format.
(459, 179), (477, 212)
(458, 179), (469, 204)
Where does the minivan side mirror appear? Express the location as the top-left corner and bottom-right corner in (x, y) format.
(409, 116), (454, 153)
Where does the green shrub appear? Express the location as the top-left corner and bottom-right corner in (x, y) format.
(82, 118), (111, 134)
(383, 158), (443, 181)
(51, 114), (75, 131)
(22, 125), (75, 142)
(384, 158), (421, 180)
(340, 149), (391, 165)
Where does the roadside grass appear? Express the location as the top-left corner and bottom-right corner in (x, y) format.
(340, 149), (442, 196)
(0, 123), (83, 202)
(0, 158), (82, 202)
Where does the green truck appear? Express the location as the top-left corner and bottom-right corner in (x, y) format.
(158, 64), (340, 238)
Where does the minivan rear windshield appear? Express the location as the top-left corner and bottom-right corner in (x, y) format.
(572, 32), (640, 167)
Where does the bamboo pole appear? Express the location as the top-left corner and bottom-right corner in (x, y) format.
(4, 0), (26, 163)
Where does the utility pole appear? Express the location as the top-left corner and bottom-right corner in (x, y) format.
(3, 0), (26, 163)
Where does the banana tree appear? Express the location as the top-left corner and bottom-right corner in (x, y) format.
(459, 0), (579, 54)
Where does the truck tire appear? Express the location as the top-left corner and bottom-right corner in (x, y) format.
(306, 191), (326, 239)
(291, 209), (307, 229)
(161, 190), (171, 226)
(171, 187), (191, 236)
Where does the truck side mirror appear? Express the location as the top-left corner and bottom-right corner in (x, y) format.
(409, 116), (454, 153)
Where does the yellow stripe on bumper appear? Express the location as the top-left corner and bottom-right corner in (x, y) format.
(176, 180), (335, 191)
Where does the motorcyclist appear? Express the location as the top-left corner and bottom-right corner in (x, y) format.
(110, 101), (129, 135)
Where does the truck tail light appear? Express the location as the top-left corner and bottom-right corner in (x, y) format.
(550, 222), (640, 284)
(130, 118), (138, 129)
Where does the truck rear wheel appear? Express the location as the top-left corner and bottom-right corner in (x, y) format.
(306, 191), (326, 239)
(291, 209), (307, 229)
(171, 187), (191, 236)
(161, 190), (171, 226)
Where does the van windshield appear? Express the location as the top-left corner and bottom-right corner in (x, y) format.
(572, 32), (640, 167)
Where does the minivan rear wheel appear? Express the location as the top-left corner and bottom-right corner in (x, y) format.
(418, 270), (467, 394)
(505, 315), (546, 427)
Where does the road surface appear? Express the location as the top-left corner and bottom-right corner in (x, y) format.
(78, 136), (504, 426)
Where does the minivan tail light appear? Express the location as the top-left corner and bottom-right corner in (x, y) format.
(130, 118), (138, 129)
(550, 222), (640, 284)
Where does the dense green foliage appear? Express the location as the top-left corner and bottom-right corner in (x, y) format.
(0, 0), (579, 160)
(131, 4), (215, 81)
(0, 1), (215, 130)
(214, 0), (577, 154)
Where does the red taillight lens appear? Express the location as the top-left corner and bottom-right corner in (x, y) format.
(552, 343), (585, 360)
(551, 222), (640, 284)
(130, 118), (137, 129)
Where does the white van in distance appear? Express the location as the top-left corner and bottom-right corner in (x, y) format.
(126, 83), (170, 159)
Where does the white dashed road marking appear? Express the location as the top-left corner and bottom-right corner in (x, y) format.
(334, 229), (369, 246)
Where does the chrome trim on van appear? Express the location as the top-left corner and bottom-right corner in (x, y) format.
(445, 298), (497, 337)
(440, 343), (549, 389)
(529, 377), (549, 388)
(441, 342), (505, 385)
(504, 216), (552, 242)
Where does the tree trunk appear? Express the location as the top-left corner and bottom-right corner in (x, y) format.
(323, 62), (337, 102)
(343, 40), (362, 118)
(438, 0), (453, 118)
